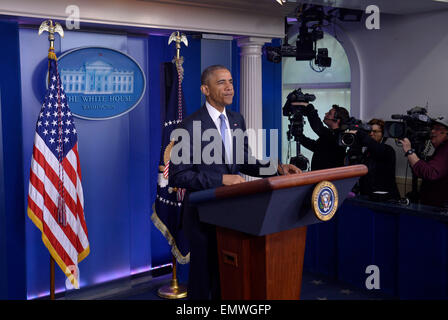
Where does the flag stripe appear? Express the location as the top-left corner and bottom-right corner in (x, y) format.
(72, 144), (84, 209)
(27, 196), (44, 228)
(32, 152), (77, 209)
(29, 156), (89, 249)
(62, 157), (77, 187)
(29, 170), (85, 251)
(73, 145), (83, 180)
(76, 196), (88, 242)
(41, 211), (77, 270)
(34, 134), (78, 201)
(31, 148), (78, 218)
(29, 182), (78, 266)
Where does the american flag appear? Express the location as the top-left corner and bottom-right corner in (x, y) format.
(27, 54), (89, 289)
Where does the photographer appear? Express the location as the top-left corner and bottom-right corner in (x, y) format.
(350, 119), (400, 200)
(400, 118), (448, 207)
(295, 103), (349, 170)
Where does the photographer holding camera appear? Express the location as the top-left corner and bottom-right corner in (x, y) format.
(349, 119), (400, 200)
(399, 118), (448, 207)
(295, 103), (349, 170)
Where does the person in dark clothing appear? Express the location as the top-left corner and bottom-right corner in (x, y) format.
(350, 119), (400, 200)
(400, 118), (448, 207)
(296, 103), (349, 170)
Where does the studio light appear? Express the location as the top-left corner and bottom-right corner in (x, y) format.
(264, 4), (363, 71)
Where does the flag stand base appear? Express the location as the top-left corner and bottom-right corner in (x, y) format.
(157, 279), (187, 299)
(157, 256), (187, 299)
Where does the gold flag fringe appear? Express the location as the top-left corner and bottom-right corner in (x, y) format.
(151, 203), (190, 264)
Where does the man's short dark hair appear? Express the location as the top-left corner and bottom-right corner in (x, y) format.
(201, 65), (229, 85)
(332, 104), (350, 125)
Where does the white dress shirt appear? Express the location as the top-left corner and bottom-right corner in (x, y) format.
(205, 101), (233, 162)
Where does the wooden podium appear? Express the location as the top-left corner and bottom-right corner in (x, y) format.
(189, 165), (367, 300)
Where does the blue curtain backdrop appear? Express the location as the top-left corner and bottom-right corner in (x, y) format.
(0, 20), (26, 300)
(262, 38), (282, 160)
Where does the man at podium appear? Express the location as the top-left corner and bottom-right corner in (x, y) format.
(169, 65), (300, 299)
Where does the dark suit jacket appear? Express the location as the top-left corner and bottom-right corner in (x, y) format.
(168, 104), (274, 299)
(169, 104), (272, 191)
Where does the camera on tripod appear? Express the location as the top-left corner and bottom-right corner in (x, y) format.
(338, 117), (372, 147)
(283, 88), (316, 117)
(384, 107), (432, 157)
(282, 88), (316, 170)
(283, 88), (316, 140)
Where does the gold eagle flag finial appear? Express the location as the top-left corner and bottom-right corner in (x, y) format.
(38, 20), (64, 55)
(168, 31), (188, 60)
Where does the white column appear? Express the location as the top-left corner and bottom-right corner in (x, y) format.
(237, 37), (271, 179)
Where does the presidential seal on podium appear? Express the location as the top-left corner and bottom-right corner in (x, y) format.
(312, 180), (338, 221)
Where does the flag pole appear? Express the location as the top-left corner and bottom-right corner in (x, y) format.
(50, 257), (55, 299)
(156, 31), (189, 300)
(38, 19), (64, 300)
(157, 255), (187, 299)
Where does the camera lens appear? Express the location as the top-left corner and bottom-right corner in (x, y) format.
(341, 133), (355, 146)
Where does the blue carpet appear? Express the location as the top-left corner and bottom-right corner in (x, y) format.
(300, 271), (394, 300)
(107, 271), (394, 300)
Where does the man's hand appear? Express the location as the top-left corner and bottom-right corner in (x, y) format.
(399, 137), (420, 167)
(222, 174), (246, 186)
(399, 138), (412, 153)
(278, 163), (302, 175)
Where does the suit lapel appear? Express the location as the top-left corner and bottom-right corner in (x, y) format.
(199, 104), (217, 131)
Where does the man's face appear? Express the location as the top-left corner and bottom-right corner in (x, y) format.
(369, 124), (383, 143)
(430, 123), (448, 148)
(324, 108), (339, 129)
(201, 68), (234, 110)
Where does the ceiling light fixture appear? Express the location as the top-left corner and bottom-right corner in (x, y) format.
(276, 0), (286, 5)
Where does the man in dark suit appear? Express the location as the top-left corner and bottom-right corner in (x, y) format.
(169, 65), (300, 299)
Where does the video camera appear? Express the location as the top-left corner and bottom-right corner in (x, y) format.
(338, 117), (372, 147)
(282, 88), (316, 117)
(265, 5), (333, 68)
(283, 88), (316, 138)
(384, 107), (432, 157)
(282, 88), (316, 170)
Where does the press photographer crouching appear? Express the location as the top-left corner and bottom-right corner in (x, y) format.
(399, 117), (448, 207)
(284, 89), (349, 171)
(346, 119), (400, 200)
